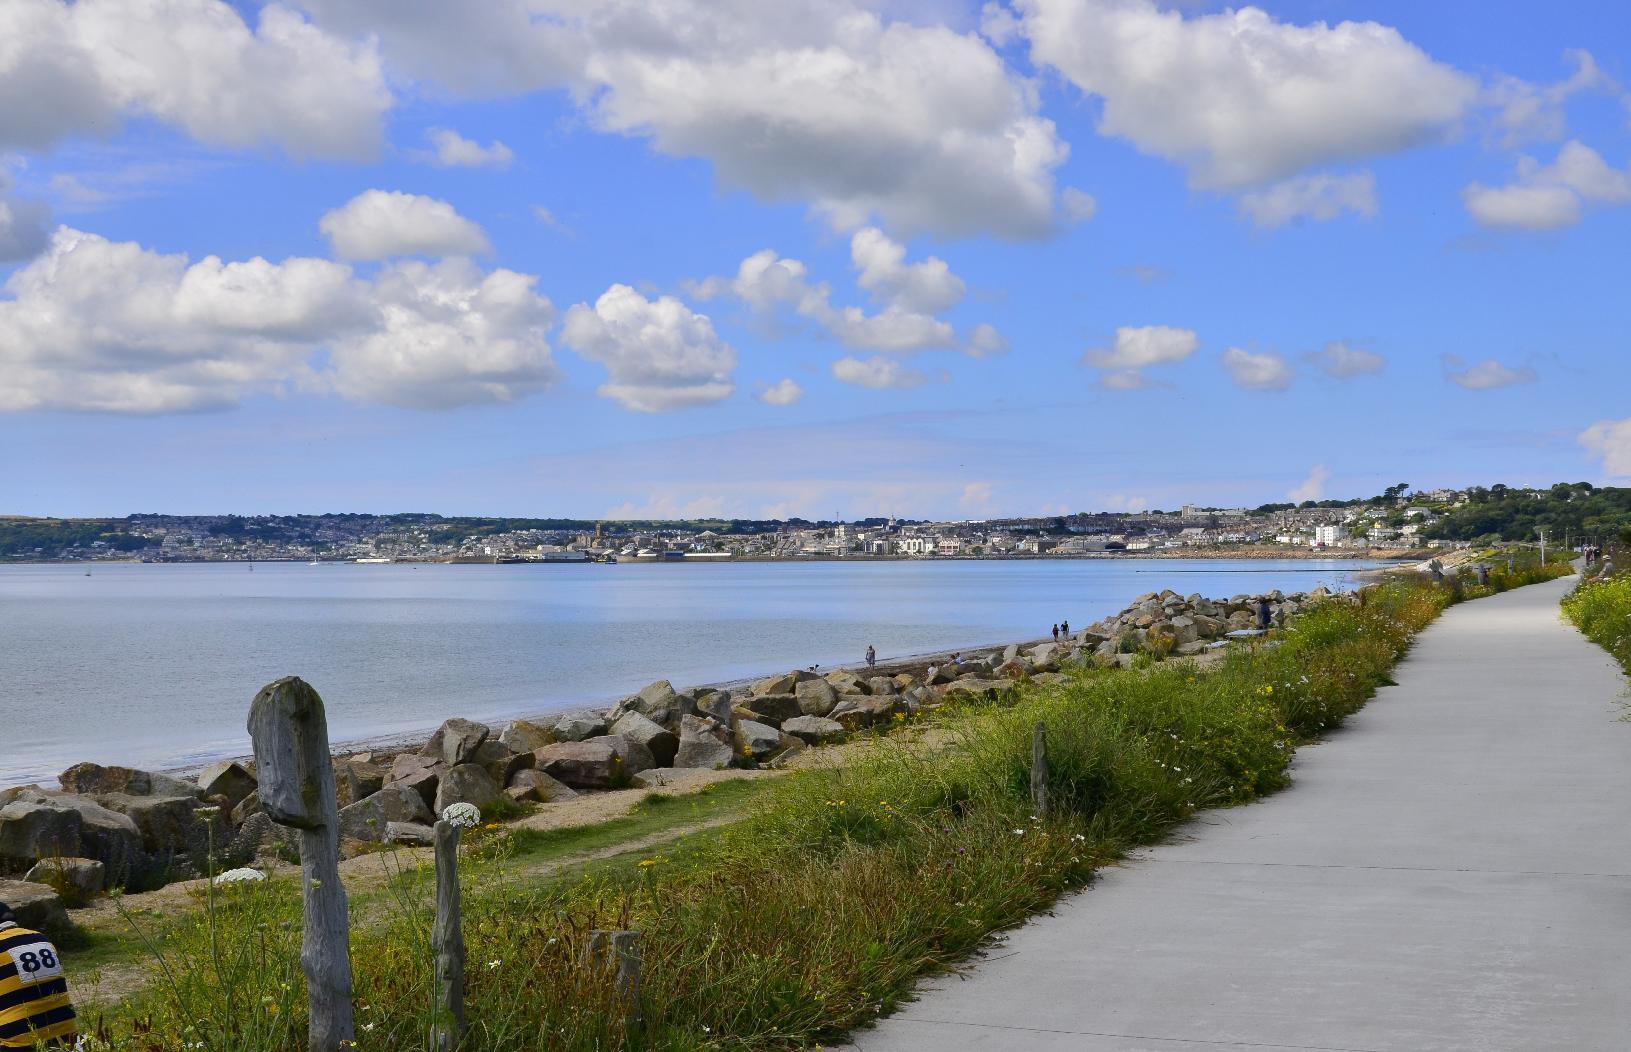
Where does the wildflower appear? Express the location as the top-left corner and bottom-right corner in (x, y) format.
(1012, 828), (1025, 835)
(195, 805), (221, 819)
(213, 867), (266, 885)
(442, 801), (481, 828)
(487, 959), (502, 970)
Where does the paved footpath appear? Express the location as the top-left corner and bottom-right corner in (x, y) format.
(846, 576), (1631, 1052)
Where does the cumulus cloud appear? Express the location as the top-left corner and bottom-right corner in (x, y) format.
(1464, 140), (1631, 230)
(1221, 347), (1293, 391)
(0, 0), (388, 158)
(1287, 464), (1331, 503)
(1236, 172), (1378, 228)
(561, 284), (737, 412)
(831, 355), (937, 390)
(423, 127), (514, 168)
(1013, 0), (1475, 189)
(0, 186), (50, 262)
(1081, 324), (1198, 388)
(755, 378), (805, 406)
(295, 0), (1069, 238)
(1579, 418), (1631, 478)
(1305, 341), (1385, 379)
(851, 227), (965, 314)
(1486, 50), (1618, 148)
(319, 190), (491, 261)
(1442, 355), (1538, 390)
(0, 227), (557, 413)
(1060, 186), (1098, 223)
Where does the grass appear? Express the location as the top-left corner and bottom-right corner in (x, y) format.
(504, 780), (773, 867)
(73, 574), (1548, 1051)
(1563, 552), (1631, 676)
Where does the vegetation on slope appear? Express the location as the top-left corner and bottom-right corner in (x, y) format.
(1425, 483), (1631, 545)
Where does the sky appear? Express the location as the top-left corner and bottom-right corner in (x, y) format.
(1, 0), (1629, 521)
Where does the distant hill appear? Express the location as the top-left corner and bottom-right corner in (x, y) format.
(1424, 485), (1631, 545)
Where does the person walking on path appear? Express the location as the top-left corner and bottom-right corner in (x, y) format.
(865, 645), (876, 669)
(1061, 619), (1070, 637)
(0, 902), (76, 1049)
(1052, 624), (1060, 642)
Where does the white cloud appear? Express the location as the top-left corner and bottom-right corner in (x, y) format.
(296, 0), (1069, 238)
(1305, 341), (1384, 379)
(1236, 172), (1378, 228)
(424, 127), (514, 169)
(1060, 186), (1098, 223)
(755, 378), (805, 406)
(1464, 140), (1631, 230)
(1102, 493), (1149, 513)
(960, 481), (996, 513)
(1442, 355), (1537, 390)
(1081, 324), (1198, 388)
(851, 227), (965, 314)
(0, 0), (389, 158)
(326, 259), (559, 409)
(605, 493), (731, 520)
(1287, 464), (1331, 503)
(0, 189), (50, 262)
(1221, 347), (1293, 391)
(1486, 50), (1617, 148)
(319, 190), (491, 261)
(561, 284), (737, 412)
(965, 323), (1009, 358)
(1579, 418), (1631, 478)
(0, 227), (558, 413)
(831, 355), (937, 389)
(1014, 0), (1475, 189)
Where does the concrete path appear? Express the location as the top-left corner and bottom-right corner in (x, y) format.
(846, 576), (1631, 1052)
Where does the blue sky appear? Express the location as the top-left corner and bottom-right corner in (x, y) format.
(1, 0), (1628, 519)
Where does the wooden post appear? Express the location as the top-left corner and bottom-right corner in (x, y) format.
(585, 929), (643, 1029)
(431, 820), (466, 1051)
(1030, 721), (1048, 817)
(247, 677), (355, 1052)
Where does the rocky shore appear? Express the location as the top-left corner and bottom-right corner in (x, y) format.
(0, 585), (1346, 928)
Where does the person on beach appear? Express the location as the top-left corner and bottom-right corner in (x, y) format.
(0, 902), (77, 1049)
(951, 652), (961, 666)
(866, 645), (876, 669)
(1061, 619), (1070, 637)
(1052, 624), (1059, 642)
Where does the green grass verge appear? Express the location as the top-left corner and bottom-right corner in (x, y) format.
(1564, 569), (1631, 675)
(79, 576), (1549, 1051)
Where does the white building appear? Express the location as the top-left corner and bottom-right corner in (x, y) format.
(1312, 525), (1349, 546)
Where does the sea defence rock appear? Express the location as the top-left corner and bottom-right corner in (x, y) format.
(795, 679), (839, 716)
(96, 792), (209, 856)
(472, 740), (532, 788)
(25, 857), (105, 897)
(535, 740), (622, 790)
(551, 710), (609, 742)
(0, 880), (68, 933)
(434, 764), (501, 814)
(734, 720), (783, 764)
(1, 789), (144, 878)
(386, 754), (443, 808)
(384, 822), (436, 847)
(749, 692), (804, 725)
(506, 769), (578, 803)
(58, 763), (201, 800)
(421, 718), (490, 766)
(499, 720), (553, 754)
(674, 715), (735, 770)
(196, 761), (257, 807)
(587, 734), (654, 777)
(339, 784), (434, 842)
(753, 670), (816, 697)
(781, 715), (845, 745)
(611, 712), (679, 767)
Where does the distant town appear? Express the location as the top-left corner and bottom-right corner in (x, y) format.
(8, 483), (1625, 564)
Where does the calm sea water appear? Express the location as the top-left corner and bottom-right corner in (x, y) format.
(0, 558), (1387, 787)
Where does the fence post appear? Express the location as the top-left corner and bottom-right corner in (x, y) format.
(1030, 721), (1049, 817)
(247, 677), (355, 1052)
(432, 820), (466, 1051)
(585, 929), (644, 1029)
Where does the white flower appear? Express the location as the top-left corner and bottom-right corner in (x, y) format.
(487, 959), (502, 970)
(213, 867), (266, 885)
(441, 802), (481, 828)
(1012, 828), (1026, 836)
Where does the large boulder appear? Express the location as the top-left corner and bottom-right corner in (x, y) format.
(2, 790), (143, 877)
(829, 693), (903, 730)
(385, 754), (443, 808)
(59, 763), (200, 800)
(631, 680), (682, 725)
(1027, 643), (1061, 671)
(232, 812), (299, 860)
(471, 741), (532, 788)
(1167, 616), (1200, 646)
(552, 711), (610, 743)
(585, 735), (654, 777)
(673, 715), (735, 770)
(610, 712), (679, 767)
(195, 762), (256, 807)
(734, 720), (784, 764)
(781, 715), (845, 746)
(866, 677), (899, 696)
(824, 670), (870, 695)
(96, 793), (207, 856)
(339, 785), (434, 843)
(0, 880), (68, 933)
(334, 759), (385, 808)
(424, 718), (491, 766)
(752, 670), (815, 696)
(498, 720), (553, 754)
(25, 857), (105, 898)
(748, 692), (803, 725)
(0, 800), (83, 865)
(384, 822), (436, 847)
(506, 769), (578, 803)
(692, 689), (735, 727)
(434, 764), (501, 815)
(794, 679), (839, 717)
(535, 741), (622, 790)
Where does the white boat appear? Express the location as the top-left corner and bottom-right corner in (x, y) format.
(355, 557), (393, 564)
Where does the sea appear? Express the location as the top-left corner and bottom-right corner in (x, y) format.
(0, 557), (1392, 788)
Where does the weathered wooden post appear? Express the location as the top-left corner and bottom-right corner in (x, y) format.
(247, 677), (355, 1051)
(1476, 563), (1489, 587)
(585, 929), (643, 1029)
(432, 819), (467, 1051)
(1030, 721), (1049, 817)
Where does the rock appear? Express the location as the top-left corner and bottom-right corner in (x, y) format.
(1191, 615), (1224, 639)
(751, 692), (804, 724)
(551, 711), (609, 743)
(942, 678), (1009, 701)
(610, 712), (679, 767)
(434, 764), (501, 815)
(925, 666), (957, 685)
(507, 769), (578, 803)
(823, 670), (870, 695)
(231, 792), (263, 826)
(0, 799), (83, 865)
(499, 720), (554, 754)
(1175, 640), (1209, 656)
(472, 740), (532, 787)
(431, 718), (491, 766)
(58, 763), (200, 800)
(1168, 615), (1199, 645)
(334, 759), (385, 808)
(1027, 642), (1060, 671)
(535, 741), (622, 790)
(996, 659), (1033, 679)
(892, 673), (916, 690)
(769, 734), (809, 767)
(3, 790), (144, 877)
(734, 719), (783, 763)
(384, 822), (436, 847)
(790, 680), (836, 723)
(1001, 643), (1021, 664)
(586, 734), (654, 777)
(0, 880), (68, 934)
(632, 680), (681, 725)
(195, 762), (257, 807)
(866, 676), (899, 696)
(673, 715), (735, 770)
(781, 715), (845, 745)
(232, 812), (298, 860)
(752, 670), (815, 696)
(386, 754), (444, 808)
(96, 794), (205, 855)
(25, 857), (105, 897)
(338, 785), (434, 843)
(830, 693), (903, 730)
(692, 689), (736, 727)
